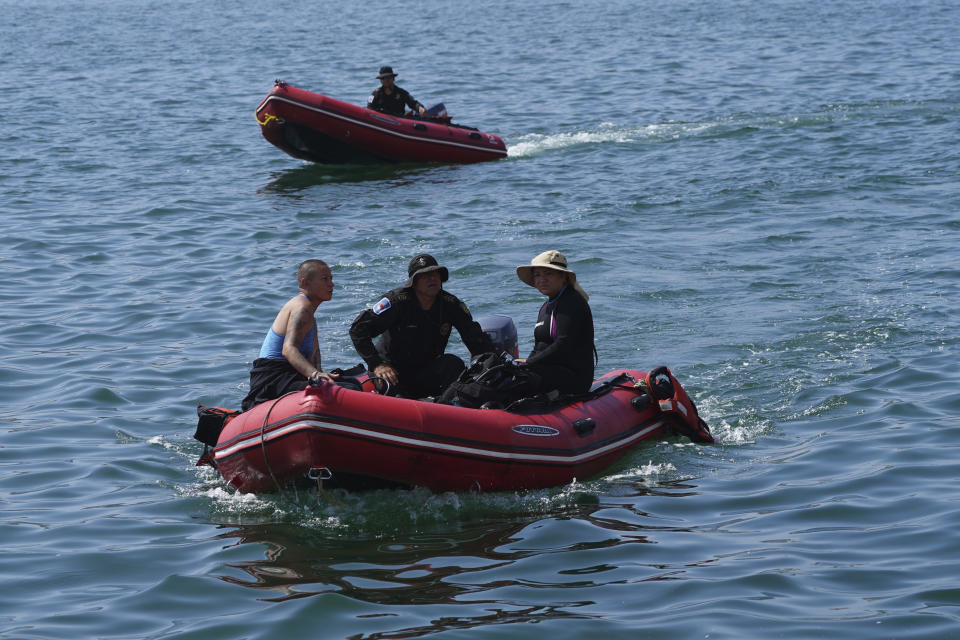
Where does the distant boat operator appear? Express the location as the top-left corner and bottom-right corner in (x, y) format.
(368, 65), (426, 117)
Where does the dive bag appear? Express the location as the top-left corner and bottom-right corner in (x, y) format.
(194, 405), (241, 447)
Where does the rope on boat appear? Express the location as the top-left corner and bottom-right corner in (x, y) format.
(258, 388), (344, 500)
(259, 393), (293, 493)
(255, 111), (280, 127)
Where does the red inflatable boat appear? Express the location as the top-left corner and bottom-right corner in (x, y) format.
(197, 367), (713, 494)
(255, 81), (508, 164)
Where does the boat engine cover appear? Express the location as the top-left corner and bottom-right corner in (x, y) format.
(478, 314), (518, 358)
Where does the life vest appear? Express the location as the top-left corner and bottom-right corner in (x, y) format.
(641, 366), (714, 444)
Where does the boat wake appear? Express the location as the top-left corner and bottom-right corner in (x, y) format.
(506, 103), (920, 158)
(507, 122), (701, 157)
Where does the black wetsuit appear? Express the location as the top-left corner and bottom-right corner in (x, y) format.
(349, 288), (493, 397)
(525, 285), (595, 394)
(367, 86), (423, 117)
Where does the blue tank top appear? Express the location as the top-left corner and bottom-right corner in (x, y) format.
(257, 326), (317, 360)
(258, 295), (318, 360)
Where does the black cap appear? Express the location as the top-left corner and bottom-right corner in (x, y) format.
(404, 253), (449, 288)
(377, 66), (398, 79)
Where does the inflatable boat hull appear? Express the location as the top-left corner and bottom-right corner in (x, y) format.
(255, 82), (508, 164)
(207, 369), (705, 493)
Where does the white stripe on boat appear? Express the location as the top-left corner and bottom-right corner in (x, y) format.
(215, 418), (664, 465)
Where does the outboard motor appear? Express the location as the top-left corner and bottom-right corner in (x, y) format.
(425, 102), (447, 118)
(477, 314), (518, 358)
(424, 102), (451, 123)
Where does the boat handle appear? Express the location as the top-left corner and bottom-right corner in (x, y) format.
(468, 132), (482, 139)
(413, 123), (427, 131)
(307, 467), (333, 480)
(573, 417), (596, 437)
(630, 394), (651, 412)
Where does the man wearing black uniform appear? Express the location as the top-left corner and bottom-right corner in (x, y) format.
(349, 254), (493, 398)
(368, 65), (426, 117)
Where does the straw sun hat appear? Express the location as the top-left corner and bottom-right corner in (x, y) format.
(516, 250), (589, 301)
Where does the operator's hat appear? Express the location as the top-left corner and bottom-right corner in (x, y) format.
(404, 253), (448, 288)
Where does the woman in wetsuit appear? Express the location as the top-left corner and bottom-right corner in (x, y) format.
(515, 250), (595, 395)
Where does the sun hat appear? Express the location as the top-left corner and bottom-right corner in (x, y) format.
(377, 66), (398, 79)
(516, 250), (589, 301)
(404, 253), (449, 288)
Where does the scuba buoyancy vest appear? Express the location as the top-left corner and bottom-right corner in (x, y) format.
(438, 351), (534, 409)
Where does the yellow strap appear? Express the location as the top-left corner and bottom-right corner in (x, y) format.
(256, 111), (280, 126)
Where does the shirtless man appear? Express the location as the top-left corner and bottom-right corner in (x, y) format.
(241, 260), (338, 411)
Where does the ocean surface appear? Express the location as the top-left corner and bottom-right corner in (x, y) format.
(2, 0), (959, 637)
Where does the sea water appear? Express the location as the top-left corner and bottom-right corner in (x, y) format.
(1, 0), (958, 638)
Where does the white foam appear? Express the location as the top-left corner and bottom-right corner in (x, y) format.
(507, 122), (712, 157)
(147, 434), (172, 448)
(605, 460), (677, 483)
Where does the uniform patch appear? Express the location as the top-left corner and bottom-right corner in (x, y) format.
(372, 297), (391, 315)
